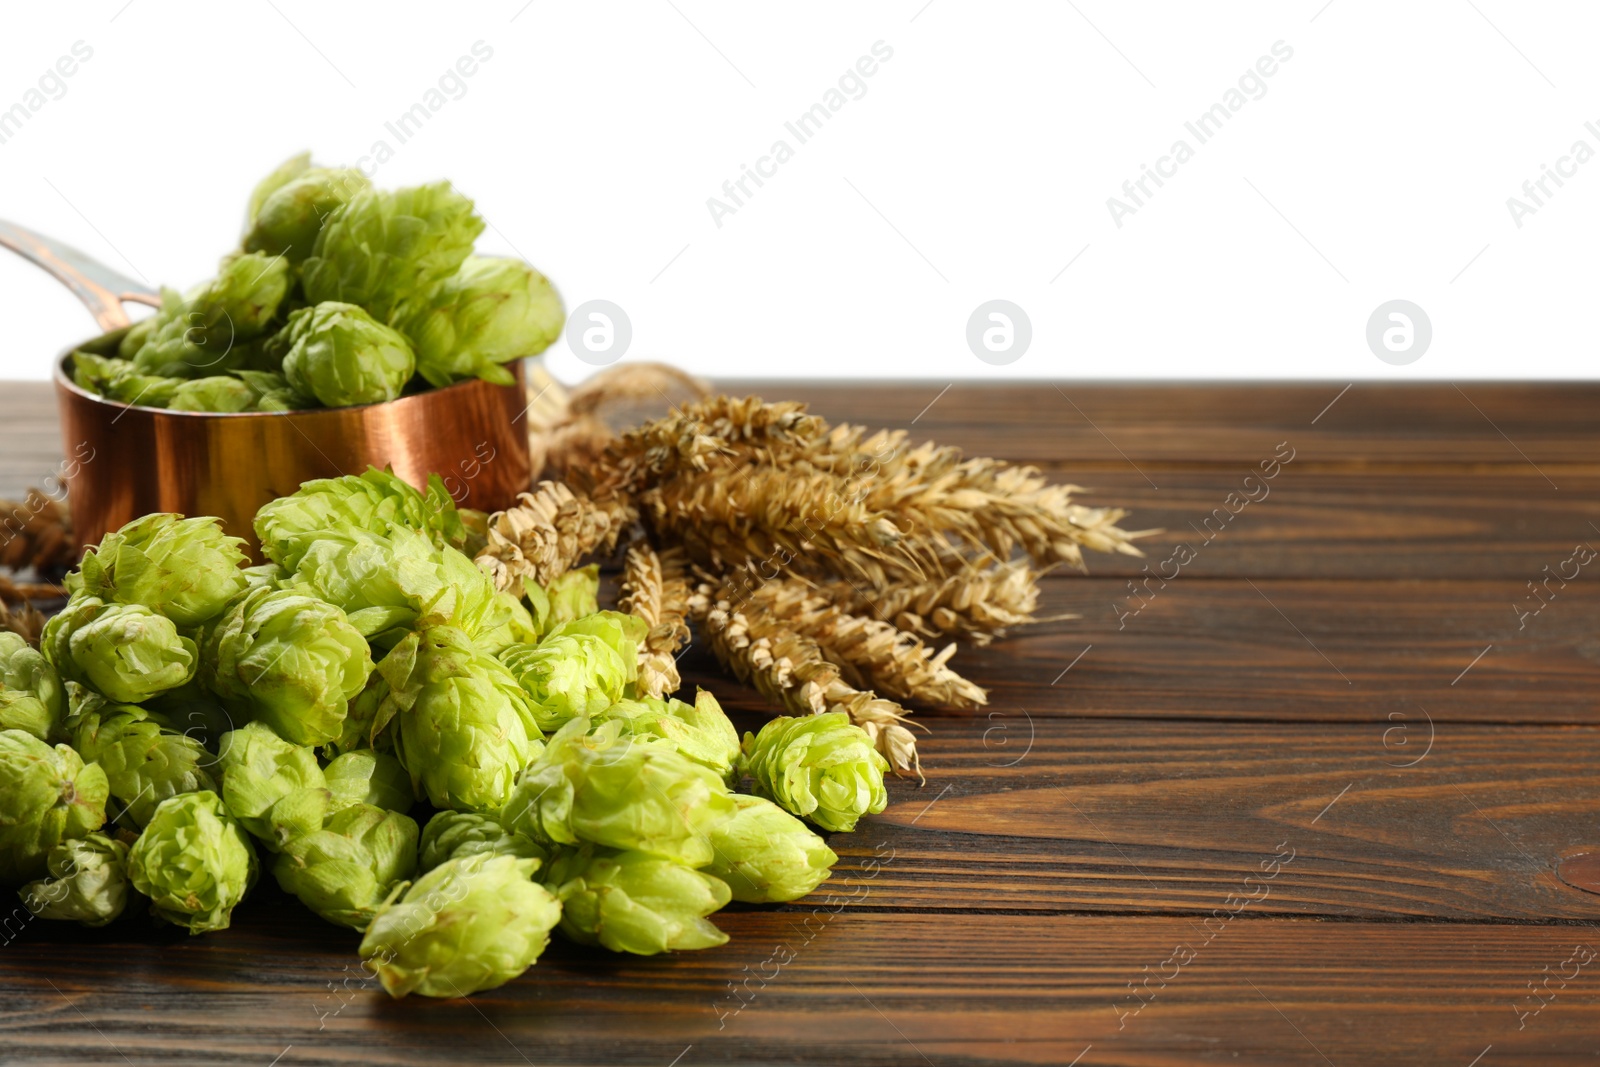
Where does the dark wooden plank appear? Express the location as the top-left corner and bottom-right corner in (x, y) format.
(809, 719), (1600, 920)
(913, 578), (1600, 723)
(1064, 468), (1598, 580)
(725, 380), (1600, 467)
(3, 907), (1596, 1065)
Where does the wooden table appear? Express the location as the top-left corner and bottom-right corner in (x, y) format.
(3, 380), (1599, 1065)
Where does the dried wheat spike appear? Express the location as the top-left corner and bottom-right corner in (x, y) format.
(745, 578), (987, 710)
(475, 481), (635, 595)
(618, 544), (693, 698)
(746, 413), (1150, 570)
(578, 395), (825, 500)
(821, 558), (1053, 646)
(0, 491), (76, 574)
(702, 589), (921, 777)
(0, 594), (47, 647)
(638, 464), (931, 586)
(538, 413), (616, 486)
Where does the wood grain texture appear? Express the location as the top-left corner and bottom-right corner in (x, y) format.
(3, 908), (1597, 1065)
(3, 378), (1600, 1064)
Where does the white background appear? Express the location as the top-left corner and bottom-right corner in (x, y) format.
(0, 1), (1594, 383)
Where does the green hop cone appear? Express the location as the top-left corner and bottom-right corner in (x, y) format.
(273, 802), (419, 930)
(359, 853), (559, 998)
(282, 527), (507, 641)
(390, 625), (543, 814)
(43, 596), (199, 705)
(254, 467), (468, 571)
(186, 252), (293, 353)
(244, 167), (372, 263)
(703, 793), (837, 903)
(498, 610), (644, 733)
(546, 844), (730, 955)
(128, 313), (216, 379)
(324, 750), (414, 812)
(19, 832), (130, 927)
(397, 255), (565, 388)
(202, 586), (373, 748)
(418, 810), (546, 871)
(742, 713), (889, 833)
(544, 565), (599, 627)
(475, 588), (541, 655)
(215, 721), (331, 850)
(67, 513), (249, 627)
(244, 152), (313, 227)
(167, 375), (258, 412)
(501, 717), (736, 866)
(280, 303), (417, 408)
(301, 182), (485, 322)
(0, 729), (109, 886)
(127, 790), (256, 934)
(0, 632), (65, 742)
(72, 350), (184, 408)
(68, 687), (218, 829)
(593, 688), (740, 782)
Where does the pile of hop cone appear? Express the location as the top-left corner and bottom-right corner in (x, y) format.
(476, 372), (1148, 778)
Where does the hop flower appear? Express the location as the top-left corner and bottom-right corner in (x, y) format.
(397, 255), (565, 388)
(43, 597), (199, 704)
(593, 689), (740, 783)
(324, 750), (414, 813)
(187, 252), (294, 351)
(67, 514), (248, 628)
(167, 376), (259, 413)
(0, 729), (108, 886)
(202, 587), (373, 748)
(72, 349), (185, 407)
(273, 802), (419, 930)
(19, 832), (129, 927)
(254, 467), (468, 571)
(127, 790), (257, 934)
(301, 183), (485, 321)
(501, 717), (736, 867)
(418, 810), (546, 871)
(0, 631), (64, 742)
(130, 253), (291, 375)
(244, 152), (313, 227)
(281, 527), (508, 641)
(545, 844), (729, 955)
(545, 565), (599, 627)
(703, 793), (836, 903)
(244, 167), (371, 263)
(389, 625), (543, 814)
(498, 611), (643, 733)
(359, 853), (560, 998)
(280, 303), (417, 408)
(742, 713), (889, 833)
(215, 722), (331, 850)
(68, 687), (218, 829)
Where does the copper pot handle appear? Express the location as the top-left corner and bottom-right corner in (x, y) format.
(0, 218), (161, 333)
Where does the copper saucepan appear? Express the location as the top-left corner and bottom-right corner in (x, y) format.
(0, 220), (532, 560)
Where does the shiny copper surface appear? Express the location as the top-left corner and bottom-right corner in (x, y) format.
(55, 334), (533, 560)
